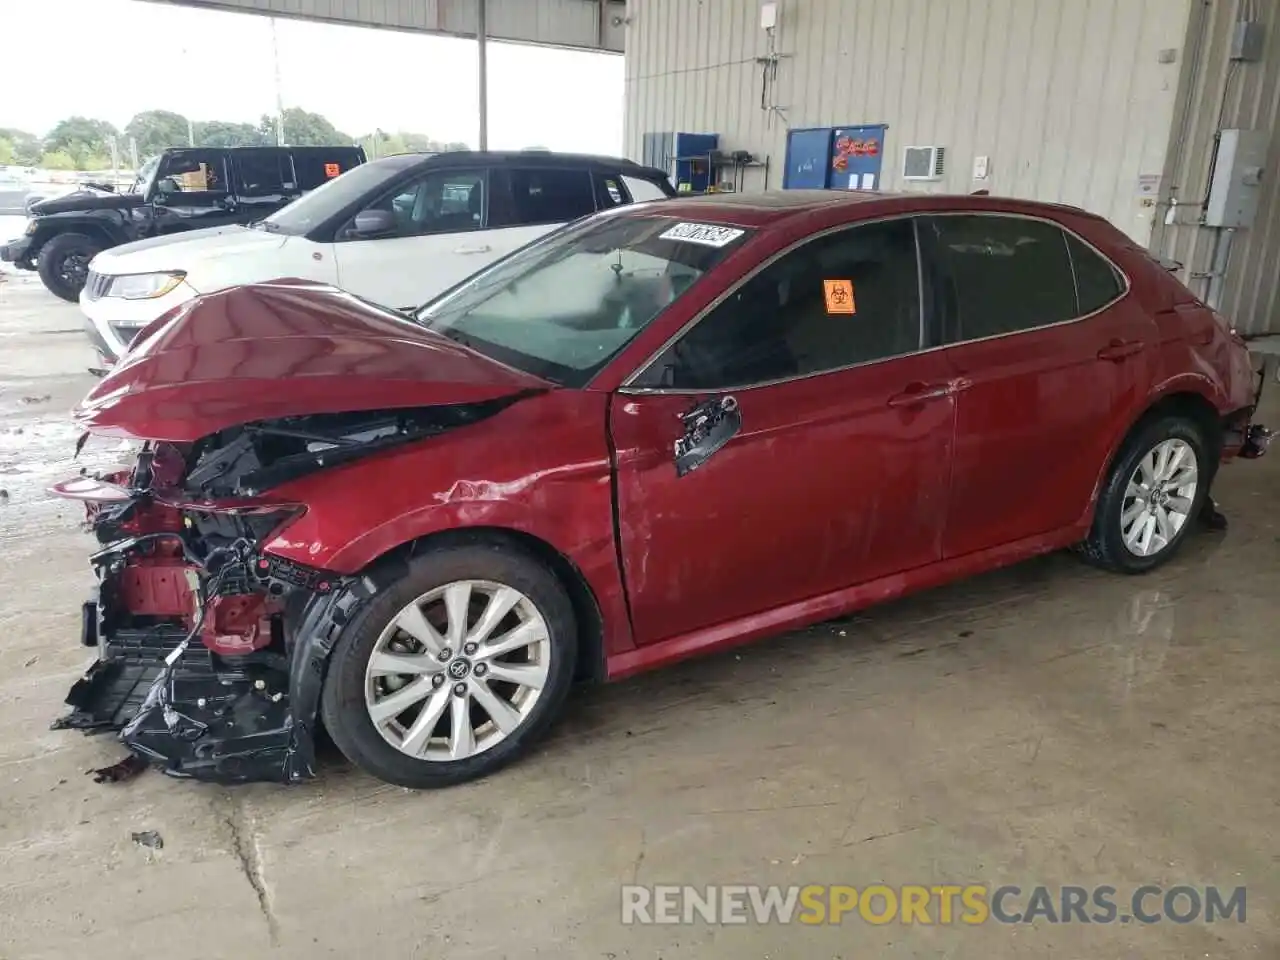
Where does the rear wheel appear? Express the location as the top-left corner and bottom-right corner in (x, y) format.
(37, 232), (102, 301)
(1079, 416), (1209, 573)
(320, 543), (577, 788)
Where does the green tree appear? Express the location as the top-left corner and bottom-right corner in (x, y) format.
(0, 138), (14, 165)
(260, 108), (350, 147)
(40, 150), (77, 171)
(125, 110), (191, 159)
(0, 128), (41, 165)
(44, 116), (118, 169)
(194, 120), (266, 148)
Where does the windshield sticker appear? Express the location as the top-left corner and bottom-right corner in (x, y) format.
(659, 222), (745, 247)
(824, 279), (856, 315)
(324, 162), (341, 178)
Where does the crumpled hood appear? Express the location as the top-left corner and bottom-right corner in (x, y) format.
(89, 224), (287, 278)
(31, 188), (143, 216)
(75, 279), (549, 441)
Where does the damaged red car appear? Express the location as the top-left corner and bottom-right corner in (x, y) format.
(53, 191), (1269, 788)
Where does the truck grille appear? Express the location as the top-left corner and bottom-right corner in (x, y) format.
(84, 270), (111, 301)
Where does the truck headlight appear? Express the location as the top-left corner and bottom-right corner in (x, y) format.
(105, 272), (186, 300)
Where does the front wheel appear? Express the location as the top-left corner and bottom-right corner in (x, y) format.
(320, 543), (578, 788)
(37, 232), (102, 301)
(1078, 416), (1210, 573)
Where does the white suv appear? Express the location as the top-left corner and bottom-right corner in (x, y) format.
(80, 151), (674, 363)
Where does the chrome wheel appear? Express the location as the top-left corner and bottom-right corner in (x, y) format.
(364, 579), (551, 762)
(1121, 438), (1198, 558)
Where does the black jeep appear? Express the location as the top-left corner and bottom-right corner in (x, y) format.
(1, 144), (365, 301)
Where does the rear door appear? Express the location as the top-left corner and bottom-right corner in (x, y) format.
(920, 213), (1156, 558)
(486, 165), (599, 256)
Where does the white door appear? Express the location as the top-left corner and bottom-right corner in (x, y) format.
(332, 167), (498, 310)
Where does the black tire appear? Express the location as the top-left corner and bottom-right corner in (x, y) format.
(320, 542), (578, 788)
(1078, 415), (1210, 574)
(37, 232), (102, 301)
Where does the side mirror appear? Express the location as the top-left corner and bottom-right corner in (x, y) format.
(674, 395), (741, 477)
(350, 208), (397, 238)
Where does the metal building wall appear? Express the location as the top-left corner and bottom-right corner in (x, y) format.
(146, 0), (628, 51)
(624, 0), (1192, 243)
(1150, 0), (1280, 336)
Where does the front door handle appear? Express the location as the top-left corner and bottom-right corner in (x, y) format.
(1097, 338), (1145, 361)
(453, 244), (492, 255)
(887, 382), (958, 408)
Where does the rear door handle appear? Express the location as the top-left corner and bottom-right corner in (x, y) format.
(453, 244), (492, 255)
(1097, 339), (1145, 361)
(887, 381), (960, 408)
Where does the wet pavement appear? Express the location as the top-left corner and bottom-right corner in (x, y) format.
(0, 275), (1276, 958)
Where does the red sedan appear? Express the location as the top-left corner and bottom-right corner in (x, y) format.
(55, 191), (1268, 788)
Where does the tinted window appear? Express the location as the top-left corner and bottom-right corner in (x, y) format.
(353, 168), (485, 238)
(1066, 232), (1124, 313)
(925, 215), (1077, 342)
(636, 219), (921, 389)
(293, 151), (362, 191)
(234, 152), (292, 197)
(417, 216), (747, 386)
(595, 172), (626, 209)
(490, 167), (596, 226)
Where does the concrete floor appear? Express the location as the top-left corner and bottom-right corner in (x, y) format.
(0, 269), (1277, 959)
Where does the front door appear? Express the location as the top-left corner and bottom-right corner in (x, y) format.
(918, 214), (1157, 558)
(612, 217), (958, 645)
(148, 150), (241, 236)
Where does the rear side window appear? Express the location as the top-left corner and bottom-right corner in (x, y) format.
(924, 215), (1078, 343)
(1065, 232), (1125, 313)
(490, 167), (596, 227)
(595, 173), (626, 209)
(234, 152), (292, 197)
(622, 174), (670, 202)
(293, 151), (361, 191)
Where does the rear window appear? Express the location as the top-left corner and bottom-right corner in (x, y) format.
(1065, 232), (1125, 313)
(417, 215), (751, 386)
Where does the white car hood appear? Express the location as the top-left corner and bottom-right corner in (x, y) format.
(90, 225), (289, 277)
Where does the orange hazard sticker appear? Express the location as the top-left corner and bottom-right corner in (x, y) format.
(823, 279), (856, 315)
(324, 162), (341, 178)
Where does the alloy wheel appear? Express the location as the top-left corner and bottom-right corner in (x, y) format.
(1120, 438), (1198, 558)
(364, 579), (551, 761)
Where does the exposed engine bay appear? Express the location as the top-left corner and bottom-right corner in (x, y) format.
(54, 400), (519, 784)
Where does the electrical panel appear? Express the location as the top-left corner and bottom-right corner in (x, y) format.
(1205, 129), (1268, 228)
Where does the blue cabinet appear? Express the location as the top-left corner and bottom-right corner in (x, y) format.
(784, 124), (886, 191)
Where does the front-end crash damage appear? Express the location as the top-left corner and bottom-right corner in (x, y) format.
(53, 399), (522, 784)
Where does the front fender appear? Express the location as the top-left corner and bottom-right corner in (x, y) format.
(31, 214), (130, 248)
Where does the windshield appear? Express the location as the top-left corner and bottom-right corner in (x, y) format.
(417, 215), (751, 386)
(131, 156), (159, 195)
(262, 157), (413, 235)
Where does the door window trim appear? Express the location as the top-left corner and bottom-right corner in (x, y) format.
(919, 210), (1132, 350)
(619, 211), (1132, 395)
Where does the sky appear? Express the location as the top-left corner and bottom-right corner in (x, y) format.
(0, 0), (625, 153)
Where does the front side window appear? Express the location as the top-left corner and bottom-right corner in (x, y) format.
(924, 215), (1078, 343)
(417, 215), (750, 386)
(379, 169), (485, 237)
(635, 218), (922, 390)
(154, 151), (228, 196)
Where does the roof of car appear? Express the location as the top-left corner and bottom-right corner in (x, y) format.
(624, 189), (1105, 229)
(367, 149), (667, 177)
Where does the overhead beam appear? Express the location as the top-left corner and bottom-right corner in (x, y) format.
(136, 0), (626, 52)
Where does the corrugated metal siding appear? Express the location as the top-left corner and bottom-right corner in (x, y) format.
(1150, 0), (1280, 335)
(150, 0), (626, 51)
(624, 0), (1191, 242)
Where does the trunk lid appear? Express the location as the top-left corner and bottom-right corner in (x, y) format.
(75, 280), (548, 440)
